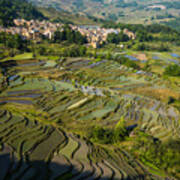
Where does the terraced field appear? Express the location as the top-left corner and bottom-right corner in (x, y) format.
(0, 57), (179, 179)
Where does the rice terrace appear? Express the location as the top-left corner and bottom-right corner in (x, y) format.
(0, 51), (180, 179)
(0, 0), (180, 179)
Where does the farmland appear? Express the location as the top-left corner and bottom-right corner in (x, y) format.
(0, 47), (179, 179)
(0, 0), (180, 179)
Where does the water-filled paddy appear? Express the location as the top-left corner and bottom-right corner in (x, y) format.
(125, 55), (139, 61)
(0, 99), (33, 105)
(0, 56), (179, 179)
(170, 53), (180, 58)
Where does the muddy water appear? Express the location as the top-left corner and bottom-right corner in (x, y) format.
(18, 61), (45, 67)
(0, 99), (33, 105)
(1, 94), (42, 98)
(7, 90), (40, 95)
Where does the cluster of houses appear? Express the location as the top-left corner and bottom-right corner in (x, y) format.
(0, 19), (136, 48)
(71, 25), (136, 48)
(0, 19), (62, 41)
(71, 25), (120, 48)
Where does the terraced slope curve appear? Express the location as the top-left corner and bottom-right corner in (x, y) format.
(0, 58), (179, 179)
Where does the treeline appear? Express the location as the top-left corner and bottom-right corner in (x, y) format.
(103, 22), (178, 34)
(0, 0), (45, 26)
(107, 32), (129, 44)
(53, 25), (87, 45)
(103, 22), (180, 44)
(0, 32), (30, 59)
(0, 32), (29, 50)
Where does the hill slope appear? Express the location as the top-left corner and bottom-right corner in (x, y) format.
(29, 0), (180, 24)
(0, 55), (179, 179)
(0, 0), (101, 27)
(0, 0), (45, 26)
(38, 7), (103, 25)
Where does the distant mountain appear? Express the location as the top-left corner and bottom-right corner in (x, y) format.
(38, 7), (103, 25)
(29, 0), (180, 24)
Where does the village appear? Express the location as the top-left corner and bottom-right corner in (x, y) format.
(0, 19), (136, 48)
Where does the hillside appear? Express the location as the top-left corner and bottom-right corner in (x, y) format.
(0, 21), (180, 178)
(29, 0), (180, 24)
(0, 1), (180, 179)
(0, 51), (179, 179)
(0, 0), (45, 26)
(38, 7), (103, 25)
(0, 0), (100, 27)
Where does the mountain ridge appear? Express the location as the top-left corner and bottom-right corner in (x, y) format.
(29, 0), (180, 24)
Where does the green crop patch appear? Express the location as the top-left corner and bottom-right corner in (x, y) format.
(0, 52), (179, 179)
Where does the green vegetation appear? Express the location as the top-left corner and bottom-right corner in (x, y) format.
(103, 22), (180, 45)
(53, 25), (87, 45)
(0, 32), (30, 59)
(164, 64), (180, 76)
(89, 117), (128, 144)
(0, 0), (45, 26)
(28, 0), (180, 25)
(132, 132), (180, 178)
(0, 2), (180, 179)
(0, 50), (179, 179)
(107, 32), (129, 44)
(115, 56), (140, 69)
(38, 7), (101, 25)
(33, 44), (87, 58)
(0, 32), (29, 50)
(164, 17), (180, 31)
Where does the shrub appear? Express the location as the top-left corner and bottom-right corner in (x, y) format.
(89, 117), (128, 144)
(134, 134), (180, 177)
(113, 116), (128, 142)
(164, 64), (180, 76)
(90, 126), (113, 144)
(116, 56), (140, 69)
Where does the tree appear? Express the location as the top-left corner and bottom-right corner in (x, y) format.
(159, 43), (169, 52)
(53, 26), (87, 45)
(137, 30), (153, 42)
(79, 46), (87, 56)
(135, 43), (146, 51)
(113, 116), (128, 142)
(62, 45), (87, 57)
(107, 32), (129, 44)
(91, 126), (113, 144)
(0, 0), (45, 27)
(164, 64), (180, 76)
(106, 52), (112, 60)
(0, 32), (29, 51)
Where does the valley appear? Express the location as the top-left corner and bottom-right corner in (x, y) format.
(0, 46), (180, 179)
(0, 0), (180, 179)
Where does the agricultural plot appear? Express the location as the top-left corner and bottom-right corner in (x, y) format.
(0, 57), (179, 179)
